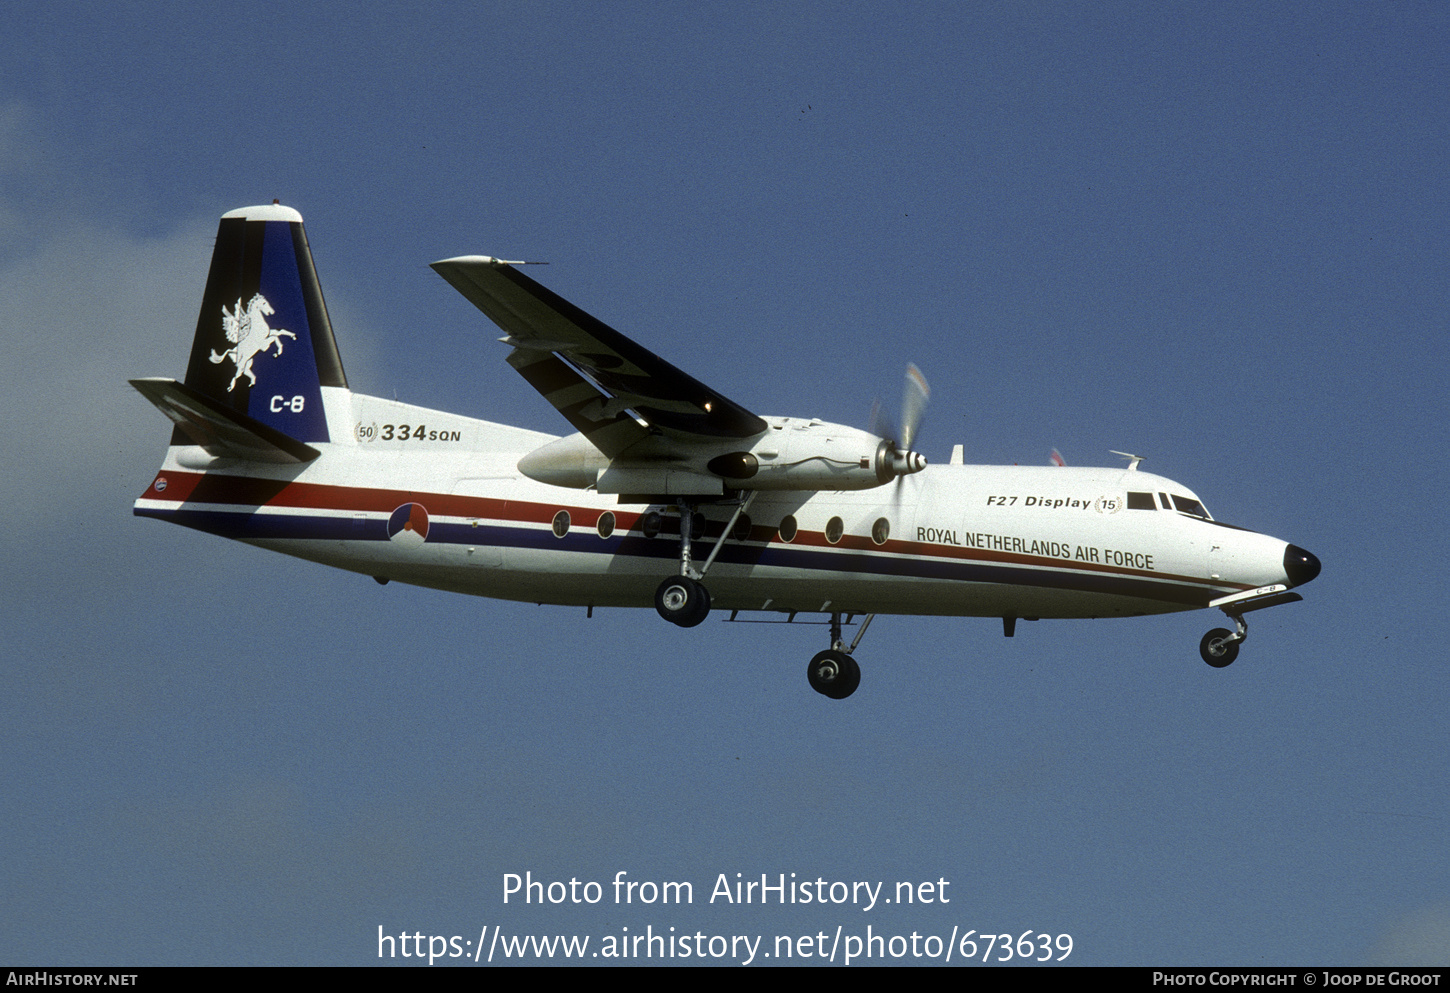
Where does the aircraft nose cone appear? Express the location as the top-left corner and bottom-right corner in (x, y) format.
(1284, 544), (1321, 587)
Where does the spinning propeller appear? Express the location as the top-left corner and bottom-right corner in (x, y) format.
(870, 363), (930, 483)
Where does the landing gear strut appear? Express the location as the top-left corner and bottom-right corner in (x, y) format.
(1199, 612), (1246, 667)
(1198, 584), (1304, 668)
(806, 612), (875, 699)
(652, 496), (754, 628)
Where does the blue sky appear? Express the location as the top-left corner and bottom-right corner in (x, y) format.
(2, 1), (1447, 966)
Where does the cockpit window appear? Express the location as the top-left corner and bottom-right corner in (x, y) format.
(1127, 492), (1156, 510)
(1172, 495), (1211, 519)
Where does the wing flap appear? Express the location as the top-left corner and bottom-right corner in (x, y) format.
(504, 347), (650, 458)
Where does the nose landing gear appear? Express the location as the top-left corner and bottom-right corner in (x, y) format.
(1199, 626), (1241, 667)
(1200, 584), (1305, 667)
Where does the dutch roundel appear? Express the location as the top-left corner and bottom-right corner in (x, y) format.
(387, 503), (430, 546)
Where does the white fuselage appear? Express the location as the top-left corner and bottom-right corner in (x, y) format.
(135, 389), (1296, 621)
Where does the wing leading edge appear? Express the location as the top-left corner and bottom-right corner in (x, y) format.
(430, 257), (767, 456)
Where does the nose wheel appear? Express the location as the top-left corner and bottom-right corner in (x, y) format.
(1199, 607), (1250, 667)
(1198, 584), (1309, 668)
(1199, 628), (1240, 667)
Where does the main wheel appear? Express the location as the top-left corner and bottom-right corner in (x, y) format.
(807, 649), (861, 699)
(1200, 628), (1239, 667)
(654, 576), (711, 627)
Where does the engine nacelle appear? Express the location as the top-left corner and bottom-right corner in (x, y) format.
(516, 416), (926, 495)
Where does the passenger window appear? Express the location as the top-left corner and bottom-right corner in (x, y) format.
(778, 515), (798, 542)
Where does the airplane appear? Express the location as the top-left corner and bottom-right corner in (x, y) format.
(132, 203), (1321, 699)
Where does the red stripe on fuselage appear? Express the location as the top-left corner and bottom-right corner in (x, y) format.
(140, 470), (1239, 594)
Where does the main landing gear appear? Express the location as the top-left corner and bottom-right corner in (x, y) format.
(806, 612), (875, 700)
(650, 500), (873, 699)
(808, 650), (859, 699)
(654, 575), (710, 628)
(652, 497), (751, 629)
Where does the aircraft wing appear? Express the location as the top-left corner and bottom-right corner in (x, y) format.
(431, 257), (767, 454)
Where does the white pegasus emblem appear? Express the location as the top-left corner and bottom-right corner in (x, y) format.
(209, 293), (297, 391)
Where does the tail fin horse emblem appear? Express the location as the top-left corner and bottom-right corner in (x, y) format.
(210, 293), (296, 391)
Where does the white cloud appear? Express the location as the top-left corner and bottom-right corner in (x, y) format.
(0, 215), (213, 509)
(0, 101), (44, 254)
(0, 100), (384, 610)
(0, 95), (215, 527)
(1367, 904), (1450, 966)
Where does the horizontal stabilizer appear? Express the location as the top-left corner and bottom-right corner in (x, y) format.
(130, 377), (320, 463)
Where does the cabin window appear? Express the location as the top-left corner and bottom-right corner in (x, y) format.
(596, 511), (615, 539)
(825, 516), (844, 544)
(1172, 495), (1210, 519)
(731, 514), (753, 541)
(551, 510), (570, 538)
(779, 515), (798, 542)
(872, 517), (890, 545)
(1127, 492), (1156, 510)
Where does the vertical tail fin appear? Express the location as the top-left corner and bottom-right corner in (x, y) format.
(177, 203), (346, 445)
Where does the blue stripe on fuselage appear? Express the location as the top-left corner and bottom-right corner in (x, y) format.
(137, 505), (1213, 607)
